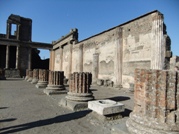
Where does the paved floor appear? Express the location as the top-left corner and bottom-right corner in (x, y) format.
(0, 78), (134, 134)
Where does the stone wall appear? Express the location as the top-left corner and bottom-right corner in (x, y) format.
(51, 10), (172, 88)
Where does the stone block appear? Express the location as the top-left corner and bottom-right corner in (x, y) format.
(88, 99), (125, 116)
(59, 98), (88, 111)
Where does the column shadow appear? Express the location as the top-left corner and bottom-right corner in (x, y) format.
(0, 110), (91, 134)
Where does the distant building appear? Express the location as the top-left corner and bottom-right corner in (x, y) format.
(0, 14), (52, 77)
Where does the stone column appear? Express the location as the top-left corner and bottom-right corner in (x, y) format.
(15, 46), (19, 69)
(79, 44), (83, 72)
(31, 69), (39, 84)
(126, 68), (179, 134)
(0, 68), (6, 80)
(6, 22), (11, 39)
(151, 13), (164, 69)
(66, 72), (94, 102)
(27, 70), (33, 82)
(16, 24), (20, 40)
(44, 71), (65, 95)
(114, 27), (123, 88)
(92, 53), (99, 85)
(68, 41), (73, 79)
(5, 45), (9, 69)
(59, 46), (63, 71)
(36, 69), (48, 88)
(28, 48), (32, 69)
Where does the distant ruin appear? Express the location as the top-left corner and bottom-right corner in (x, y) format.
(0, 14), (52, 77)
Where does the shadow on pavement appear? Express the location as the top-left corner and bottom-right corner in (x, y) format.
(0, 118), (16, 123)
(121, 109), (132, 117)
(107, 96), (130, 102)
(0, 110), (91, 134)
(0, 107), (8, 109)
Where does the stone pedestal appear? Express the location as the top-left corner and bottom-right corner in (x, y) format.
(27, 70), (33, 82)
(25, 69), (29, 80)
(59, 72), (94, 111)
(44, 71), (66, 95)
(126, 69), (179, 134)
(0, 68), (6, 80)
(31, 69), (39, 84)
(36, 69), (48, 88)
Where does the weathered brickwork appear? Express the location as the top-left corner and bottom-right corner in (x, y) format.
(44, 71), (65, 95)
(66, 72), (94, 102)
(27, 70), (33, 82)
(126, 68), (179, 134)
(31, 69), (39, 84)
(35, 69), (49, 88)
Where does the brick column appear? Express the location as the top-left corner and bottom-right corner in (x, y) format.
(0, 68), (6, 80)
(66, 72), (94, 102)
(31, 69), (39, 84)
(126, 68), (179, 134)
(44, 71), (65, 95)
(27, 70), (33, 82)
(25, 69), (29, 80)
(36, 69), (48, 88)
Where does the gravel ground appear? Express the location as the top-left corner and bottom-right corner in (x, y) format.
(0, 78), (134, 134)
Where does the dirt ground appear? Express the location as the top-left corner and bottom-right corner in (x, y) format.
(0, 78), (134, 134)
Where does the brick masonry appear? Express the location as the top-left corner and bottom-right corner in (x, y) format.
(126, 68), (179, 133)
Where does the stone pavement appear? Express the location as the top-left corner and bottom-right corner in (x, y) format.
(0, 78), (134, 134)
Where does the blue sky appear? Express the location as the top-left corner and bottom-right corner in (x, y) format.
(0, 0), (179, 59)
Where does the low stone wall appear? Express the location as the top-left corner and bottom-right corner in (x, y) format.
(126, 68), (179, 134)
(5, 69), (21, 78)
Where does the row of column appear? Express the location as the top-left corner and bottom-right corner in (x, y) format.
(25, 69), (94, 101)
(5, 45), (31, 69)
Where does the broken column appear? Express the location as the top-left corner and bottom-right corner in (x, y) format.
(126, 68), (179, 134)
(35, 69), (48, 88)
(0, 68), (6, 80)
(60, 72), (94, 111)
(27, 70), (33, 82)
(44, 71), (66, 95)
(25, 69), (29, 80)
(31, 69), (39, 84)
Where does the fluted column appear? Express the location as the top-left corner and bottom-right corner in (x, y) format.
(31, 69), (39, 84)
(5, 45), (9, 69)
(36, 69), (48, 88)
(126, 68), (179, 134)
(44, 71), (65, 95)
(66, 72), (94, 102)
(151, 13), (164, 69)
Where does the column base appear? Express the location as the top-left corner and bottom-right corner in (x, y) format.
(44, 85), (66, 95)
(31, 78), (38, 84)
(59, 98), (88, 111)
(66, 92), (94, 102)
(126, 113), (179, 134)
(36, 81), (48, 88)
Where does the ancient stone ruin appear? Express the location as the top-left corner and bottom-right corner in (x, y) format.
(126, 68), (179, 134)
(44, 71), (65, 95)
(66, 72), (94, 102)
(36, 69), (49, 88)
(31, 69), (39, 84)
(0, 68), (6, 80)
